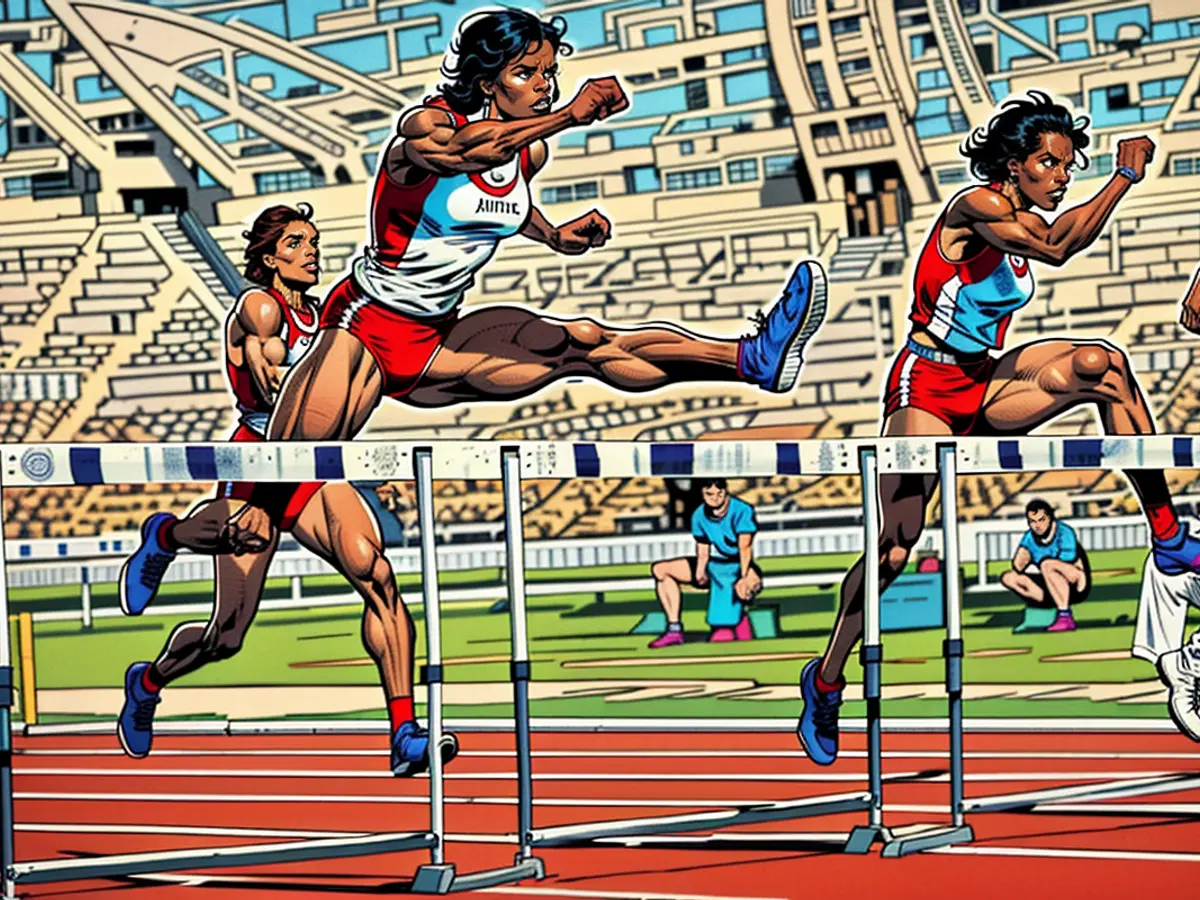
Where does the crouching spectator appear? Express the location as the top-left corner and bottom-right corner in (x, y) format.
(648, 479), (763, 646)
(1000, 499), (1090, 633)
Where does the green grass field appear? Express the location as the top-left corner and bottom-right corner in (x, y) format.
(9, 547), (1196, 723)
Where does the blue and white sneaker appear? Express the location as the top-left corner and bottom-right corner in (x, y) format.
(739, 259), (828, 393)
(391, 720), (460, 777)
(118, 662), (161, 759)
(119, 512), (178, 616)
(1152, 522), (1200, 576)
(797, 658), (842, 766)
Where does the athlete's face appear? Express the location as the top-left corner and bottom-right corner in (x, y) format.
(1027, 508), (1053, 538)
(265, 220), (320, 287)
(702, 484), (729, 510)
(1009, 132), (1075, 211)
(486, 41), (560, 119)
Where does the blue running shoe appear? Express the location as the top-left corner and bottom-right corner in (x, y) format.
(739, 259), (828, 393)
(120, 512), (178, 616)
(1152, 522), (1200, 576)
(797, 658), (842, 766)
(118, 662), (161, 759)
(391, 720), (460, 777)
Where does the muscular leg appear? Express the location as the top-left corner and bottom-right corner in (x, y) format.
(409, 307), (740, 407)
(150, 523), (278, 686)
(1000, 569), (1046, 604)
(291, 483), (413, 700)
(979, 339), (1178, 539)
(268, 328), (385, 440)
(817, 408), (947, 685)
(652, 558), (697, 625)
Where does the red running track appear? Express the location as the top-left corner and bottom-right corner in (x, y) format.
(10, 729), (1200, 900)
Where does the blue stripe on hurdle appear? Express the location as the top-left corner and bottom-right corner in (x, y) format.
(573, 444), (601, 478)
(651, 443), (694, 476)
(1175, 437), (1194, 470)
(776, 443), (801, 475)
(997, 441), (1023, 470)
(68, 447), (103, 485)
(185, 446), (217, 481)
(1063, 438), (1103, 468)
(314, 445), (345, 481)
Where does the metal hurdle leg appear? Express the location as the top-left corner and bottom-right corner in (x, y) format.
(845, 446), (895, 854)
(412, 446), (544, 893)
(2, 467), (17, 900)
(881, 443), (974, 857)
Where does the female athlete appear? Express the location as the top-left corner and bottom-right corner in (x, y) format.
(796, 91), (1200, 765)
(267, 7), (824, 441)
(117, 204), (456, 776)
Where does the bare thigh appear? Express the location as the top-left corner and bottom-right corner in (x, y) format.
(268, 328), (384, 440)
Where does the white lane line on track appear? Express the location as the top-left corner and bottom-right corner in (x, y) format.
(17, 748), (1200, 761)
(930, 846), (1200, 863)
(16, 767), (1196, 783)
(119, 872), (788, 900)
(14, 823), (515, 843)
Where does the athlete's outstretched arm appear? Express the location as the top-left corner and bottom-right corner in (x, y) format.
(234, 290), (286, 408)
(956, 136), (1154, 267)
(393, 78), (628, 176)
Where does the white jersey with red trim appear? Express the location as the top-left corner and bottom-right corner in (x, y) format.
(352, 97), (534, 319)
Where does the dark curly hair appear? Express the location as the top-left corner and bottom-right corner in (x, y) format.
(960, 90), (1091, 183)
(242, 202), (315, 287)
(439, 7), (572, 116)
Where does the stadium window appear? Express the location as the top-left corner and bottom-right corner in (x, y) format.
(806, 62), (833, 111)
(910, 33), (937, 59)
(1058, 41), (1090, 61)
(830, 16), (861, 35)
(714, 2), (766, 36)
(798, 24), (820, 49)
(811, 121), (840, 139)
(1056, 15), (1087, 34)
(726, 158), (759, 183)
(1106, 83), (1131, 110)
(847, 113), (887, 133)
(838, 57), (872, 76)
(1172, 156), (1199, 177)
(679, 140), (695, 155)
(937, 167), (969, 184)
(685, 79), (710, 111)
(115, 139), (155, 157)
(658, 67), (678, 79)
(623, 165), (661, 194)
(723, 68), (781, 105)
(665, 167), (722, 191)
(643, 25), (677, 47)
(4, 176), (31, 197)
(253, 169), (326, 194)
(917, 68), (952, 91)
(763, 154), (796, 178)
(1077, 155), (1113, 179)
(627, 73), (655, 85)
(684, 55), (706, 72)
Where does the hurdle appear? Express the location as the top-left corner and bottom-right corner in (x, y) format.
(0, 450), (527, 898)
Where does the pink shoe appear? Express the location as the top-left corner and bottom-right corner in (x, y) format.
(709, 627), (736, 642)
(649, 630), (684, 648)
(1046, 613), (1076, 632)
(734, 614), (753, 641)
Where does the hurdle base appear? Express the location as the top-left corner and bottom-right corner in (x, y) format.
(844, 824), (895, 855)
(411, 857), (545, 895)
(880, 823), (974, 858)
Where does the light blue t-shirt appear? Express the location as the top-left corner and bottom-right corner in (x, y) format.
(692, 497), (757, 562)
(1019, 521), (1078, 565)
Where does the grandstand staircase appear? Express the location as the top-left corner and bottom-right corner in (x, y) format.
(828, 231), (905, 282)
(150, 215), (240, 310)
(926, 0), (996, 125)
(40, 219), (230, 442)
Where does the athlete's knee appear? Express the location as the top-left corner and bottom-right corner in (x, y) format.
(881, 544), (911, 579)
(514, 317), (572, 357)
(563, 318), (605, 349)
(652, 560), (675, 581)
(1071, 342), (1125, 382)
